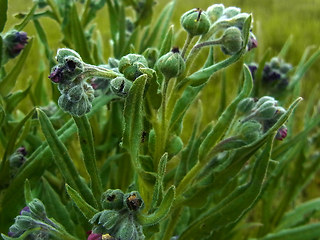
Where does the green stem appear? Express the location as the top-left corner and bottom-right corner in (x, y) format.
(181, 34), (193, 59)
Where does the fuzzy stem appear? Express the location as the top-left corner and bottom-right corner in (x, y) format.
(181, 34), (194, 59)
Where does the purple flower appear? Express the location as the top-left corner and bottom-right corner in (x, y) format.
(20, 206), (30, 215)
(48, 66), (64, 83)
(4, 30), (28, 58)
(276, 126), (287, 140)
(247, 35), (258, 51)
(87, 231), (102, 240)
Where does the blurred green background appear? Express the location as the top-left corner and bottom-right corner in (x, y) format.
(4, 0), (320, 120)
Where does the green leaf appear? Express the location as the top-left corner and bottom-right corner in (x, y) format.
(65, 184), (98, 220)
(278, 35), (293, 59)
(150, 153), (168, 211)
(37, 108), (97, 208)
(42, 179), (76, 234)
(24, 179), (33, 204)
(73, 115), (103, 205)
(277, 198), (320, 231)
(122, 74), (148, 170)
(179, 137), (273, 239)
(138, 185), (175, 226)
(159, 25), (174, 57)
(140, 1), (175, 51)
(0, 104), (5, 127)
(198, 64), (253, 162)
(5, 83), (31, 113)
(0, 0), (8, 32)
(14, 4), (37, 31)
(0, 38), (33, 96)
(70, 4), (94, 64)
(257, 223), (320, 240)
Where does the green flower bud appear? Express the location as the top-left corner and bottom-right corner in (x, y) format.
(223, 6), (241, 18)
(255, 101), (277, 120)
(206, 4), (224, 23)
(124, 191), (144, 212)
(101, 189), (124, 210)
(115, 217), (142, 240)
(28, 199), (47, 219)
(118, 54), (148, 81)
(167, 135), (183, 156)
(143, 47), (159, 68)
(237, 97), (256, 115)
(108, 58), (120, 68)
(239, 120), (262, 143)
(255, 96), (276, 108)
(280, 63), (292, 74)
(221, 27), (243, 55)
(56, 48), (82, 63)
(110, 77), (133, 97)
(14, 215), (36, 229)
(270, 57), (281, 69)
(98, 210), (120, 230)
(70, 98), (92, 117)
(181, 8), (210, 36)
(67, 85), (83, 102)
(157, 47), (185, 79)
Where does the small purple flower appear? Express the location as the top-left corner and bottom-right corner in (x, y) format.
(87, 231), (102, 240)
(247, 35), (258, 51)
(20, 206), (30, 215)
(276, 126), (287, 140)
(48, 66), (64, 83)
(4, 30), (29, 58)
(17, 146), (27, 156)
(247, 63), (258, 80)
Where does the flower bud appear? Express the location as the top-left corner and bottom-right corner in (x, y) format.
(28, 198), (47, 219)
(56, 48), (82, 63)
(270, 57), (281, 69)
(167, 135), (183, 156)
(255, 96), (276, 108)
(101, 189), (124, 210)
(206, 4), (224, 23)
(180, 8), (210, 36)
(3, 30), (28, 59)
(239, 120), (262, 143)
(110, 77), (133, 97)
(223, 7), (241, 18)
(87, 232), (102, 240)
(97, 210), (120, 230)
(124, 191), (144, 212)
(280, 63), (292, 74)
(237, 97), (256, 115)
(276, 125), (287, 140)
(157, 47), (185, 79)
(67, 85), (83, 102)
(220, 27), (243, 55)
(118, 54), (148, 81)
(247, 32), (258, 51)
(255, 101), (277, 120)
(143, 47), (159, 68)
(115, 217), (140, 240)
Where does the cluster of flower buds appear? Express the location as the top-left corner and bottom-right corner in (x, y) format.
(48, 49), (119, 116)
(2, 30), (28, 63)
(237, 96), (288, 141)
(9, 147), (27, 177)
(182, 4), (257, 55)
(248, 57), (292, 94)
(7, 199), (56, 239)
(89, 189), (145, 240)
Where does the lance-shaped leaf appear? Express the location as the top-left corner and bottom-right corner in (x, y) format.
(65, 184), (98, 220)
(122, 74), (148, 169)
(73, 115), (103, 205)
(276, 198), (320, 231)
(0, 0), (7, 32)
(150, 153), (168, 211)
(179, 137), (273, 239)
(138, 185), (175, 226)
(37, 108), (97, 208)
(0, 38), (33, 96)
(0, 104), (5, 127)
(14, 4), (37, 31)
(256, 223), (320, 240)
(159, 25), (174, 57)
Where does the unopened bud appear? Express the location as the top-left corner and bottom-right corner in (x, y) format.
(110, 77), (133, 97)
(181, 8), (210, 36)
(156, 47), (185, 79)
(221, 27), (243, 55)
(223, 7), (241, 18)
(118, 54), (148, 81)
(206, 4), (224, 23)
(101, 189), (124, 210)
